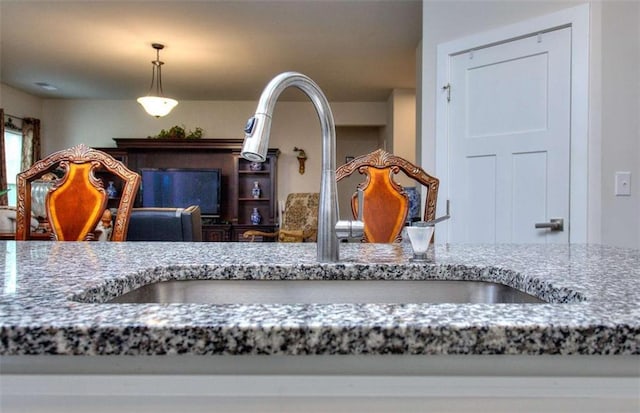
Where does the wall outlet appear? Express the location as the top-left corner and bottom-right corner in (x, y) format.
(615, 171), (631, 196)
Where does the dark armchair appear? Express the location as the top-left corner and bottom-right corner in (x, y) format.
(126, 205), (202, 241)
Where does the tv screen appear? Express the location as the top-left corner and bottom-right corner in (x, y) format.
(140, 168), (222, 216)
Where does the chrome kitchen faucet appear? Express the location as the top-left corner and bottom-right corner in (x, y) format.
(241, 72), (363, 262)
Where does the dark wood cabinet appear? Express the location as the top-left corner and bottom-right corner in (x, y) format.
(231, 224), (277, 242)
(97, 139), (279, 242)
(94, 150), (129, 212)
(202, 223), (232, 242)
(234, 150), (279, 226)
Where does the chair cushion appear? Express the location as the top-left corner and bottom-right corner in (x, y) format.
(47, 163), (108, 240)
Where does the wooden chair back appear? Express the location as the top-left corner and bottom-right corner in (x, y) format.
(336, 149), (439, 243)
(15, 144), (140, 241)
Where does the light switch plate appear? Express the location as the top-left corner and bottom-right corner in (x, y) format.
(615, 171), (631, 196)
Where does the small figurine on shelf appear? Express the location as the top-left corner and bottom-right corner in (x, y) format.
(251, 181), (261, 199)
(250, 208), (262, 225)
(95, 209), (113, 242)
(249, 161), (262, 171)
(106, 181), (118, 199)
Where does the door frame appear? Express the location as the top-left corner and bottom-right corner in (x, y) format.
(434, 4), (590, 243)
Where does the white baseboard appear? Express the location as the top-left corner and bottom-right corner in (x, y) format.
(2, 375), (639, 413)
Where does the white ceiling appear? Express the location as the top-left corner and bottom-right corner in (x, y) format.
(0, 0), (422, 102)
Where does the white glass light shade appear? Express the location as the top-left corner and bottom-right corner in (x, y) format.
(137, 96), (178, 118)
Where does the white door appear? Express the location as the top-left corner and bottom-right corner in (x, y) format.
(447, 27), (571, 243)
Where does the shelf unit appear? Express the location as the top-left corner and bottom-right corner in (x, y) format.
(234, 151), (279, 227)
(95, 149), (128, 212)
(97, 139), (280, 242)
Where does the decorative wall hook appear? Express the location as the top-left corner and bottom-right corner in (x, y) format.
(293, 147), (308, 174)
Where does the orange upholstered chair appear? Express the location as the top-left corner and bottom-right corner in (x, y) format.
(336, 149), (439, 243)
(15, 144), (140, 241)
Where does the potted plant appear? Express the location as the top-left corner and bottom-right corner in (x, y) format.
(149, 125), (203, 139)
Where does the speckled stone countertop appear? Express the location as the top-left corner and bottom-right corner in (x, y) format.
(0, 241), (638, 355)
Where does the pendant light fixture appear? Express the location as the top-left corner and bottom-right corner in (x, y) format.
(137, 43), (178, 117)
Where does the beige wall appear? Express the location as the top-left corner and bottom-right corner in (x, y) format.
(0, 83), (43, 120)
(335, 126), (383, 220)
(32, 97), (388, 201)
(421, 0), (640, 249)
(388, 89), (417, 187)
(599, 0), (640, 248)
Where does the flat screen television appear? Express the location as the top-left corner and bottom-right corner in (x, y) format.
(140, 168), (222, 217)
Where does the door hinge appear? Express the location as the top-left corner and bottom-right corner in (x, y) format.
(442, 83), (451, 102)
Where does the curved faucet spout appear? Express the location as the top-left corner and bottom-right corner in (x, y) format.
(241, 72), (339, 262)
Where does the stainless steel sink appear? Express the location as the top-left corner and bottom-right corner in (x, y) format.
(108, 280), (545, 304)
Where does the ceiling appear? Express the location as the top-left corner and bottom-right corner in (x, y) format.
(0, 0), (422, 102)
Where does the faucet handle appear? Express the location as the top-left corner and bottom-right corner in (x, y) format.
(335, 219), (364, 240)
(336, 188), (365, 240)
(423, 199), (451, 225)
(244, 116), (257, 134)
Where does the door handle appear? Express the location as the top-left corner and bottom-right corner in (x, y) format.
(534, 218), (564, 232)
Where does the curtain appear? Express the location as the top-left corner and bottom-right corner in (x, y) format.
(0, 108), (7, 206)
(21, 117), (41, 171)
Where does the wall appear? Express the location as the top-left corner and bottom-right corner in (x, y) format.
(599, 1), (640, 248)
(335, 126), (382, 220)
(387, 89), (417, 187)
(1, 81), (411, 220)
(421, 0), (640, 249)
(0, 84), (43, 120)
(334, 89), (415, 221)
(389, 89), (416, 163)
(38, 98), (387, 203)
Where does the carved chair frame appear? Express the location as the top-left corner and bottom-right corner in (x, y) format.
(336, 149), (439, 242)
(16, 144), (141, 241)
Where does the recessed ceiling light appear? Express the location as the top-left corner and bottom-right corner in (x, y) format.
(35, 82), (58, 91)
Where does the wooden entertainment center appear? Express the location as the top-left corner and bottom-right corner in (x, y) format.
(98, 138), (279, 242)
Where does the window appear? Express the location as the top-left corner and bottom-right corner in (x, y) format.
(4, 129), (22, 206)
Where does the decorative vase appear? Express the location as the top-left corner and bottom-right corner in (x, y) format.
(31, 180), (55, 219)
(404, 186), (420, 223)
(250, 208), (262, 225)
(251, 181), (261, 199)
(106, 181), (118, 199)
(249, 161), (262, 171)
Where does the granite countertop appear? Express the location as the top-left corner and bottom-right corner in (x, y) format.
(0, 241), (638, 356)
